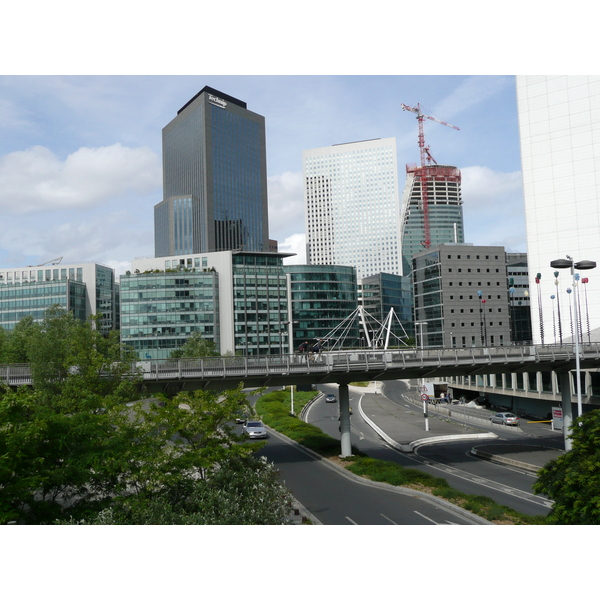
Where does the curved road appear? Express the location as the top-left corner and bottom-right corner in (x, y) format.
(257, 427), (484, 525)
(304, 381), (554, 516)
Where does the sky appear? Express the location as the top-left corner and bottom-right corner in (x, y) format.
(0, 74), (526, 276)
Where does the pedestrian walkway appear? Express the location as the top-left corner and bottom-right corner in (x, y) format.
(355, 385), (563, 472)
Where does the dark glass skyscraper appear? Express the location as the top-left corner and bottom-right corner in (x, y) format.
(155, 86), (269, 257)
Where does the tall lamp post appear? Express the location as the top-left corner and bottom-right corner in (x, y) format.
(414, 321), (429, 431)
(550, 256), (596, 418)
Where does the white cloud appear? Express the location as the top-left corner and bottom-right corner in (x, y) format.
(267, 171), (305, 243)
(280, 233), (306, 264)
(0, 143), (161, 214)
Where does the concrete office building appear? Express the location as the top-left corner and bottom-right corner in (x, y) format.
(122, 251), (291, 359)
(400, 164), (464, 276)
(156, 86), (269, 257)
(412, 244), (511, 349)
(303, 138), (402, 280)
(0, 262), (118, 333)
(516, 75), (600, 343)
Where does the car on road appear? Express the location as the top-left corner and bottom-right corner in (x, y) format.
(490, 412), (520, 426)
(242, 420), (267, 439)
(235, 412), (248, 424)
(325, 394), (337, 403)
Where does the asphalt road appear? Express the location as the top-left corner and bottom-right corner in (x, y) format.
(257, 427), (482, 525)
(305, 381), (554, 516)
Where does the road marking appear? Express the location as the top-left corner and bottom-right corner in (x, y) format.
(414, 510), (439, 525)
(380, 513), (398, 525)
(345, 516), (358, 525)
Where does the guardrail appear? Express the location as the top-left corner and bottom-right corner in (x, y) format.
(2, 343), (600, 388)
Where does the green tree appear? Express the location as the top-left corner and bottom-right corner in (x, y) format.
(169, 331), (220, 358)
(2, 316), (38, 364)
(59, 455), (293, 525)
(0, 307), (144, 523)
(534, 409), (600, 524)
(0, 308), (291, 524)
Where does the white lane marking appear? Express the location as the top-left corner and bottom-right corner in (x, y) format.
(345, 516), (358, 525)
(380, 513), (398, 525)
(414, 510), (439, 525)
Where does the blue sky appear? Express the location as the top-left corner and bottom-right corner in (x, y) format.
(0, 74), (526, 275)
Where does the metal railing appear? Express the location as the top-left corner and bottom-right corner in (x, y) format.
(2, 343), (600, 388)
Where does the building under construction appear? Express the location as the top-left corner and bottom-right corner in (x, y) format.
(400, 163), (464, 276)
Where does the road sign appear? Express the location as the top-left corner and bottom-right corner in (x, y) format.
(421, 394), (429, 401)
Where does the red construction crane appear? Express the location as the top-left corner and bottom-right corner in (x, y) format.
(401, 103), (459, 248)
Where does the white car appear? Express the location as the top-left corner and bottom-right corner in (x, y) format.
(242, 420), (267, 439)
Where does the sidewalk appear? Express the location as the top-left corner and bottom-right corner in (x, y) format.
(356, 385), (563, 473)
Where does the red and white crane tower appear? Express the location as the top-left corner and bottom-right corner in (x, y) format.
(401, 103), (459, 248)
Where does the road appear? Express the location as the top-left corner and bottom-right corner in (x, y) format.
(257, 427), (482, 525)
(304, 381), (556, 516)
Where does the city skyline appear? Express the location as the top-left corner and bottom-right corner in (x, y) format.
(0, 75), (524, 276)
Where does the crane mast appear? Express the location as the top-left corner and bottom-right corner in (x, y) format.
(401, 103), (459, 249)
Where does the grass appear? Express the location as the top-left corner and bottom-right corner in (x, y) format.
(255, 387), (548, 525)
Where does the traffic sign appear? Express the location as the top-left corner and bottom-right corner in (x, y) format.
(421, 394), (428, 401)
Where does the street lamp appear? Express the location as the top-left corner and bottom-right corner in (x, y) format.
(550, 256), (597, 418)
(414, 321), (429, 432)
(414, 321), (428, 351)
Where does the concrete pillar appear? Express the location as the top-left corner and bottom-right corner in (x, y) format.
(558, 370), (574, 452)
(339, 383), (352, 457)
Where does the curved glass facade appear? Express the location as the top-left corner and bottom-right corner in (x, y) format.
(285, 265), (358, 348)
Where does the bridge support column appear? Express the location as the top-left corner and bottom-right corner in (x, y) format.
(339, 383), (352, 457)
(558, 370), (574, 452)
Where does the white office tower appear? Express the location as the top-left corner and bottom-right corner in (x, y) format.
(303, 138), (401, 279)
(517, 75), (600, 343)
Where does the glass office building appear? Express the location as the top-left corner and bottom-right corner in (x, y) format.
(0, 262), (117, 333)
(359, 272), (412, 339)
(157, 86), (269, 256)
(0, 279), (87, 331)
(120, 270), (219, 360)
(127, 250), (291, 358)
(303, 138), (401, 280)
(285, 264), (358, 348)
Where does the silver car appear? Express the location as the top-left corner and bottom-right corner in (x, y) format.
(242, 420), (267, 439)
(490, 412), (520, 426)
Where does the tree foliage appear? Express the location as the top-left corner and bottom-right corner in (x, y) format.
(59, 456), (293, 525)
(534, 409), (600, 524)
(169, 331), (220, 359)
(0, 307), (290, 525)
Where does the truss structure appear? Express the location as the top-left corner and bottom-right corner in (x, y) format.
(322, 306), (409, 350)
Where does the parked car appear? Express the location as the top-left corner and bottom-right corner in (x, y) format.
(490, 412), (520, 426)
(242, 420), (267, 439)
(325, 394), (337, 403)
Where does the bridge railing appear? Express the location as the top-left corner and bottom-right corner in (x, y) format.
(2, 343), (600, 387)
